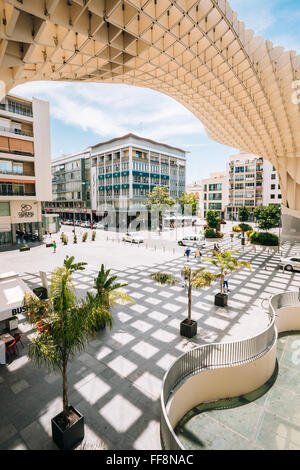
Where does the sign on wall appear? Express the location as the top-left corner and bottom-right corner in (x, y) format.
(10, 200), (40, 224)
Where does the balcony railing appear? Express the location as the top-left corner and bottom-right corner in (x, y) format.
(0, 125), (33, 137)
(0, 102), (33, 117)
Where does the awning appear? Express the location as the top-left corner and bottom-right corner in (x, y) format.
(0, 272), (36, 321)
(0, 179), (35, 184)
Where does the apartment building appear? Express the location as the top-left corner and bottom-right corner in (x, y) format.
(201, 172), (227, 219)
(43, 148), (91, 221)
(90, 134), (186, 223)
(0, 94), (51, 246)
(226, 152), (282, 220)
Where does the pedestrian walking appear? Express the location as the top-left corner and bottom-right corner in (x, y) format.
(195, 248), (202, 262)
(53, 240), (56, 254)
(184, 247), (191, 261)
(223, 270), (230, 293)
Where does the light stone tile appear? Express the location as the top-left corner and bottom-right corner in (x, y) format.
(131, 341), (159, 359)
(99, 395), (142, 433)
(107, 356), (137, 378)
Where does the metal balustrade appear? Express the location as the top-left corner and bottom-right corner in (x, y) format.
(160, 291), (300, 450)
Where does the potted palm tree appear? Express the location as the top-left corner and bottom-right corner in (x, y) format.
(151, 267), (214, 338)
(204, 250), (251, 307)
(87, 264), (132, 330)
(23, 256), (112, 450)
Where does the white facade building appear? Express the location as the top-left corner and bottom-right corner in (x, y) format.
(226, 151), (282, 221)
(201, 172), (227, 219)
(0, 94), (51, 246)
(186, 181), (202, 216)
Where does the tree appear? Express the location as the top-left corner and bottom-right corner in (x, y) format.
(23, 257), (112, 425)
(238, 206), (251, 239)
(145, 186), (176, 231)
(239, 206), (251, 223)
(205, 210), (222, 230)
(177, 192), (198, 216)
(204, 250), (251, 295)
(86, 264), (132, 329)
(253, 204), (281, 231)
(151, 267), (214, 324)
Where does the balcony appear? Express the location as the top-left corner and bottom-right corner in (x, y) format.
(0, 125), (33, 137)
(0, 102), (33, 118)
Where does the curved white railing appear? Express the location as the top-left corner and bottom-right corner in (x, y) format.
(160, 291), (300, 450)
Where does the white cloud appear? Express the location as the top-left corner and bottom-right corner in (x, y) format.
(12, 81), (205, 145)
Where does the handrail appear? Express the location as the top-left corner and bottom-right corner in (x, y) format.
(160, 290), (300, 450)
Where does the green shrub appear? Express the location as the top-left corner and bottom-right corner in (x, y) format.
(246, 230), (255, 239)
(204, 228), (224, 239)
(150, 272), (177, 285)
(92, 231), (96, 241)
(82, 232), (88, 242)
(249, 231), (279, 246)
(73, 234), (77, 244)
(232, 225), (242, 232)
(239, 223), (253, 233)
(62, 234), (68, 245)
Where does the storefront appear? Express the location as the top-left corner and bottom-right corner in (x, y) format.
(0, 200), (43, 246)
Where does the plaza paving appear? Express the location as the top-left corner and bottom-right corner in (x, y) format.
(0, 235), (299, 450)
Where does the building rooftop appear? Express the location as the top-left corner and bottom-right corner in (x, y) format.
(91, 133), (188, 155)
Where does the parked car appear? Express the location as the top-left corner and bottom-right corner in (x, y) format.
(95, 222), (105, 229)
(83, 221), (91, 228)
(122, 232), (144, 244)
(279, 256), (300, 272)
(178, 234), (206, 248)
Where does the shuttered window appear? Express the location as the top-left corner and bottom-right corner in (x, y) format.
(0, 136), (9, 152)
(9, 138), (34, 154)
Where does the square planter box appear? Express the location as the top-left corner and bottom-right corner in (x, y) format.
(33, 287), (48, 300)
(215, 293), (228, 307)
(51, 406), (84, 450)
(180, 319), (197, 338)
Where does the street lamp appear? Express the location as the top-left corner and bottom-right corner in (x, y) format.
(72, 182), (87, 235)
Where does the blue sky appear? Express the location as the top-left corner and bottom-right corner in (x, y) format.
(12, 0), (300, 184)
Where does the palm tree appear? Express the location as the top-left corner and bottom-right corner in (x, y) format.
(92, 264), (130, 309)
(23, 257), (112, 430)
(204, 250), (251, 304)
(86, 264), (132, 329)
(151, 266), (214, 337)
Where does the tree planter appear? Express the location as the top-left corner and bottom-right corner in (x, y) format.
(46, 243), (53, 248)
(180, 319), (197, 338)
(33, 286), (48, 300)
(215, 293), (228, 307)
(51, 406), (84, 450)
(20, 246), (30, 252)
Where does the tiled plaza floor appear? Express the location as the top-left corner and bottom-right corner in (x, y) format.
(0, 239), (299, 450)
(176, 333), (300, 450)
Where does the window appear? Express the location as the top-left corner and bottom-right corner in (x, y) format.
(271, 174), (276, 180)
(278, 194), (282, 199)
(0, 160), (12, 174)
(0, 201), (10, 216)
(271, 184), (275, 190)
(271, 194), (275, 199)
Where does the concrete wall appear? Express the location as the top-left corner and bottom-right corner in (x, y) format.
(32, 98), (52, 201)
(167, 344), (277, 428)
